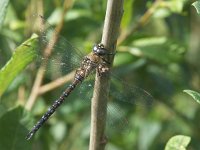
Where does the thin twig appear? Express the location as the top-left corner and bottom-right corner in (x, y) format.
(18, 86), (25, 105)
(25, 1), (73, 111)
(89, 0), (124, 150)
(38, 70), (75, 95)
(117, 0), (163, 45)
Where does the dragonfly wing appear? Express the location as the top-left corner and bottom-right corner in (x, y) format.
(109, 75), (154, 107)
(31, 14), (86, 78)
(103, 74), (154, 137)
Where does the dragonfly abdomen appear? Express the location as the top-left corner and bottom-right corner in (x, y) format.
(26, 78), (82, 140)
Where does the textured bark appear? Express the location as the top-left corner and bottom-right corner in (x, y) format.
(89, 1), (124, 150)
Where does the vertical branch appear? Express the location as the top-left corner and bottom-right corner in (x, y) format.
(89, 1), (124, 150)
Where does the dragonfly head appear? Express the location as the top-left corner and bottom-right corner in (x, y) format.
(93, 43), (115, 56)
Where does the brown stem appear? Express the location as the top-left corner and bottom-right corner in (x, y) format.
(38, 70), (75, 95)
(89, 0), (124, 150)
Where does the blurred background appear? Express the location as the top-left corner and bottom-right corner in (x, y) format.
(0, 0), (200, 150)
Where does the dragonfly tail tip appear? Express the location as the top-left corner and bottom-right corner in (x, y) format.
(25, 132), (34, 140)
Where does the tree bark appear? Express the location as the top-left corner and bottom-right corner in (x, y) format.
(89, 1), (124, 150)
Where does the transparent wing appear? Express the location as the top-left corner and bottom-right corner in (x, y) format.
(109, 74), (154, 107)
(76, 72), (96, 103)
(31, 14), (86, 78)
(102, 74), (154, 137)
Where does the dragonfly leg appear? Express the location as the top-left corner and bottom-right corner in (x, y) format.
(97, 63), (110, 77)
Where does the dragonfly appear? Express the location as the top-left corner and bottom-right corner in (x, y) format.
(25, 15), (154, 140)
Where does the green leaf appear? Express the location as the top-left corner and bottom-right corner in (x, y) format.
(113, 52), (136, 67)
(125, 37), (185, 64)
(0, 34), (38, 97)
(165, 135), (191, 150)
(0, 104), (7, 118)
(165, 0), (185, 13)
(0, 0), (9, 30)
(0, 106), (31, 150)
(183, 90), (200, 104)
(192, 1), (200, 14)
(121, 0), (134, 28)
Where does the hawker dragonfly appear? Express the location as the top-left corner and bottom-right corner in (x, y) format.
(26, 15), (153, 140)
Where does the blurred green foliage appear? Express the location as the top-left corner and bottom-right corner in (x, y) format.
(0, 0), (200, 150)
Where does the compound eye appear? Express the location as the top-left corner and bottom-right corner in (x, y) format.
(93, 46), (97, 51)
(96, 49), (100, 53)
